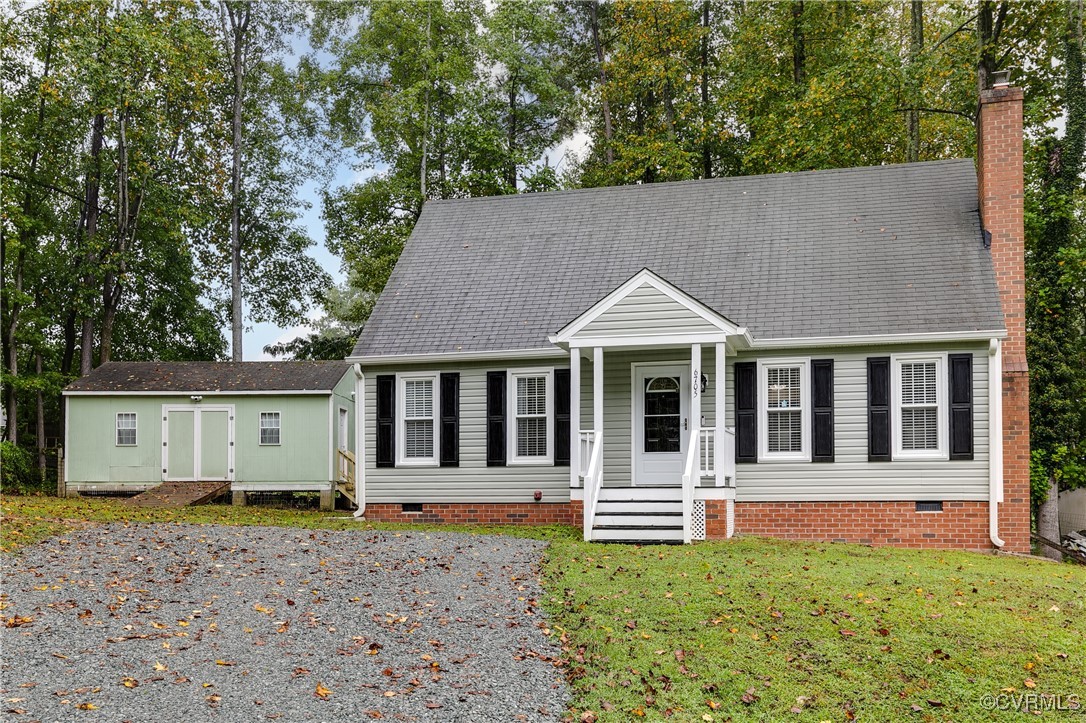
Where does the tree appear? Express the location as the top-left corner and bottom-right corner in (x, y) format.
(1027, 0), (1086, 555)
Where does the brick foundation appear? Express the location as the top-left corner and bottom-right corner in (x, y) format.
(362, 501), (581, 526)
(708, 499), (995, 551)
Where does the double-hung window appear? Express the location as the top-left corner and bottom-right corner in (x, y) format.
(509, 369), (553, 465)
(116, 413), (137, 446)
(398, 374), (438, 466)
(259, 412), (281, 445)
(758, 359), (810, 461)
(893, 354), (947, 459)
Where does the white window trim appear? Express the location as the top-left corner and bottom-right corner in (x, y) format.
(508, 367), (554, 466)
(891, 353), (948, 461)
(757, 358), (811, 462)
(259, 411), (282, 446)
(396, 373), (439, 467)
(115, 412), (137, 447)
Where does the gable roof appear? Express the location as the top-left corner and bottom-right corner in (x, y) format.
(552, 268), (743, 345)
(352, 159), (1005, 359)
(64, 361), (350, 394)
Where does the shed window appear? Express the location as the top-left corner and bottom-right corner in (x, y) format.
(259, 412), (281, 445)
(509, 369), (553, 464)
(397, 375), (438, 465)
(116, 413), (137, 446)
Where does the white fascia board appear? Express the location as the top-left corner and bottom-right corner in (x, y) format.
(749, 330), (1007, 349)
(348, 347), (564, 366)
(568, 332), (730, 349)
(63, 390), (333, 396)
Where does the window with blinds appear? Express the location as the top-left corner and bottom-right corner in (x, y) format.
(403, 378), (435, 459)
(259, 411), (281, 445)
(116, 413), (137, 446)
(515, 375), (548, 458)
(900, 361), (938, 450)
(766, 366), (803, 453)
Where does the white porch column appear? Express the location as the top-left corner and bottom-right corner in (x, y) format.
(570, 350), (581, 489)
(690, 343), (702, 438)
(715, 342), (726, 488)
(593, 347), (603, 439)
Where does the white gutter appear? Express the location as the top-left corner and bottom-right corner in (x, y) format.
(988, 338), (1005, 549)
(751, 329), (1008, 349)
(352, 364), (366, 518)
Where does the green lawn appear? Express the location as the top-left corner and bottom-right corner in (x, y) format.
(3, 494), (1084, 721)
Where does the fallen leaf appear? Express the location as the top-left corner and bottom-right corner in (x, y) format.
(1024, 679), (1036, 689)
(314, 682), (332, 699)
(75, 702), (98, 710)
(120, 678), (138, 688)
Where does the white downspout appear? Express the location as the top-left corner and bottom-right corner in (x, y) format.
(352, 364), (366, 518)
(988, 338), (1005, 548)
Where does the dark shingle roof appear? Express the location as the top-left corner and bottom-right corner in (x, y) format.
(352, 159), (1005, 358)
(65, 361), (350, 393)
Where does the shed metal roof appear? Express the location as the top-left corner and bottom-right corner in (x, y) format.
(352, 159), (1005, 358)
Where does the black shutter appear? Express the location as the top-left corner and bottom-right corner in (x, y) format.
(554, 368), (571, 466)
(867, 357), (891, 461)
(439, 372), (460, 467)
(811, 359), (834, 462)
(375, 375), (395, 468)
(734, 361), (757, 463)
(486, 371), (506, 466)
(948, 354), (974, 460)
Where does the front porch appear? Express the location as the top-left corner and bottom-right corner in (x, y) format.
(550, 269), (750, 543)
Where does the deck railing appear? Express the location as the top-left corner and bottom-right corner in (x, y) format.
(721, 427), (736, 484)
(699, 428), (715, 478)
(337, 448), (355, 489)
(582, 432), (604, 541)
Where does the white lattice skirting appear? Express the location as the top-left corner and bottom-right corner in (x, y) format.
(692, 500), (706, 540)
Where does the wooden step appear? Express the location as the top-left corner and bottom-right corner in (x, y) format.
(122, 481), (231, 508)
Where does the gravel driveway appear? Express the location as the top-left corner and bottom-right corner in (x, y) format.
(0, 524), (569, 722)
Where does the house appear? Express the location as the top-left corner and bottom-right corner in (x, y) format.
(61, 361), (358, 510)
(346, 81), (1029, 551)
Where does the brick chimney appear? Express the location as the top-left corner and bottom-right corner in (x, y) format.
(977, 74), (1026, 372)
(977, 73), (1029, 554)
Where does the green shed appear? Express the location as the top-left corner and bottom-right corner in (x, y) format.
(62, 362), (359, 509)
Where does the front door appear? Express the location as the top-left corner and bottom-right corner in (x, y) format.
(633, 364), (689, 485)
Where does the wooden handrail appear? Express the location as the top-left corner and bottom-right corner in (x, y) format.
(681, 431), (699, 544)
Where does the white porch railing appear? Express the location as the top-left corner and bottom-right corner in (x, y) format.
(722, 427), (736, 484)
(577, 430), (595, 482)
(699, 428), (715, 478)
(582, 431), (604, 541)
(681, 430), (699, 544)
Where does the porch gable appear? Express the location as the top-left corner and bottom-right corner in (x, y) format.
(551, 269), (746, 348)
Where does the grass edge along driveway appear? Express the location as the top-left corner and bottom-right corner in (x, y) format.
(4, 494), (1085, 721)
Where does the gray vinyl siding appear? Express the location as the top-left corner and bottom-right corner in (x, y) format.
(576, 283), (721, 338)
(577, 342), (990, 501)
(365, 341), (991, 504)
(362, 359), (571, 504)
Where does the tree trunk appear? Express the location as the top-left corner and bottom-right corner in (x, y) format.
(1037, 476), (1062, 560)
(792, 1), (806, 88)
(589, 0), (614, 165)
(79, 111), (106, 376)
(61, 311), (76, 375)
(700, 0), (711, 179)
(100, 111), (132, 365)
(977, 1), (1007, 94)
(35, 353), (45, 478)
(906, 0), (924, 163)
(420, 3), (431, 201)
(506, 78), (518, 190)
(225, 1), (250, 362)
